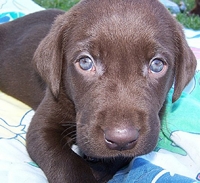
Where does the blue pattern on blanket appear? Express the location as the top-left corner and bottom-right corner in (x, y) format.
(0, 12), (24, 23)
(109, 158), (198, 183)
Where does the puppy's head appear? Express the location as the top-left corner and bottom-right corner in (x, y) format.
(33, 0), (196, 158)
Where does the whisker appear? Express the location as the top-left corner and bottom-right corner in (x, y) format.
(61, 123), (76, 135)
(65, 130), (76, 137)
(61, 135), (76, 150)
(61, 123), (76, 127)
(62, 130), (76, 140)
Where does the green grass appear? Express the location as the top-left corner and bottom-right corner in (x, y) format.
(33, 0), (79, 10)
(33, 0), (200, 30)
(173, 0), (200, 30)
(176, 13), (200, 30)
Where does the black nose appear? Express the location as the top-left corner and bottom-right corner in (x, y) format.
(104, 126), (139, 151)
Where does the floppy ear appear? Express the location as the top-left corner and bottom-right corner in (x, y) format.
(33, 14), (67, 98)
(172, 25), (197, 102)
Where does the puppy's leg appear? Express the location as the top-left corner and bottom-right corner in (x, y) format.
(26, 90), (97, 183)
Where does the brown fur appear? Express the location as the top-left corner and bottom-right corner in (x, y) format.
(0, 0), (197, 182)
(0, 9), (64, 109)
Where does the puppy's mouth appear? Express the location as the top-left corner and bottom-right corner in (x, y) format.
(71, 144), (101, 163)
(82, 150), (132, 170)
(83, 154), (101, 163)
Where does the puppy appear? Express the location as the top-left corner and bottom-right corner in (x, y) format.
(0, 0), (197, 182)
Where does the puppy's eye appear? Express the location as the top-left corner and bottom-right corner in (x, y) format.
(149, 59), (165, 73)
(79, 57), (94, 71)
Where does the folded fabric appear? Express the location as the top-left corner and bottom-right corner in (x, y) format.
(0, 0), (44, 23)
(109, 158), (199, 183)
(0, 92), (48, 183)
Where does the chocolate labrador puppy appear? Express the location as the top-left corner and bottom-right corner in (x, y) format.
(0, 0), (197, 182)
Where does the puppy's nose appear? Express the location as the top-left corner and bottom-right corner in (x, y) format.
(104, 126), (139, 151)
